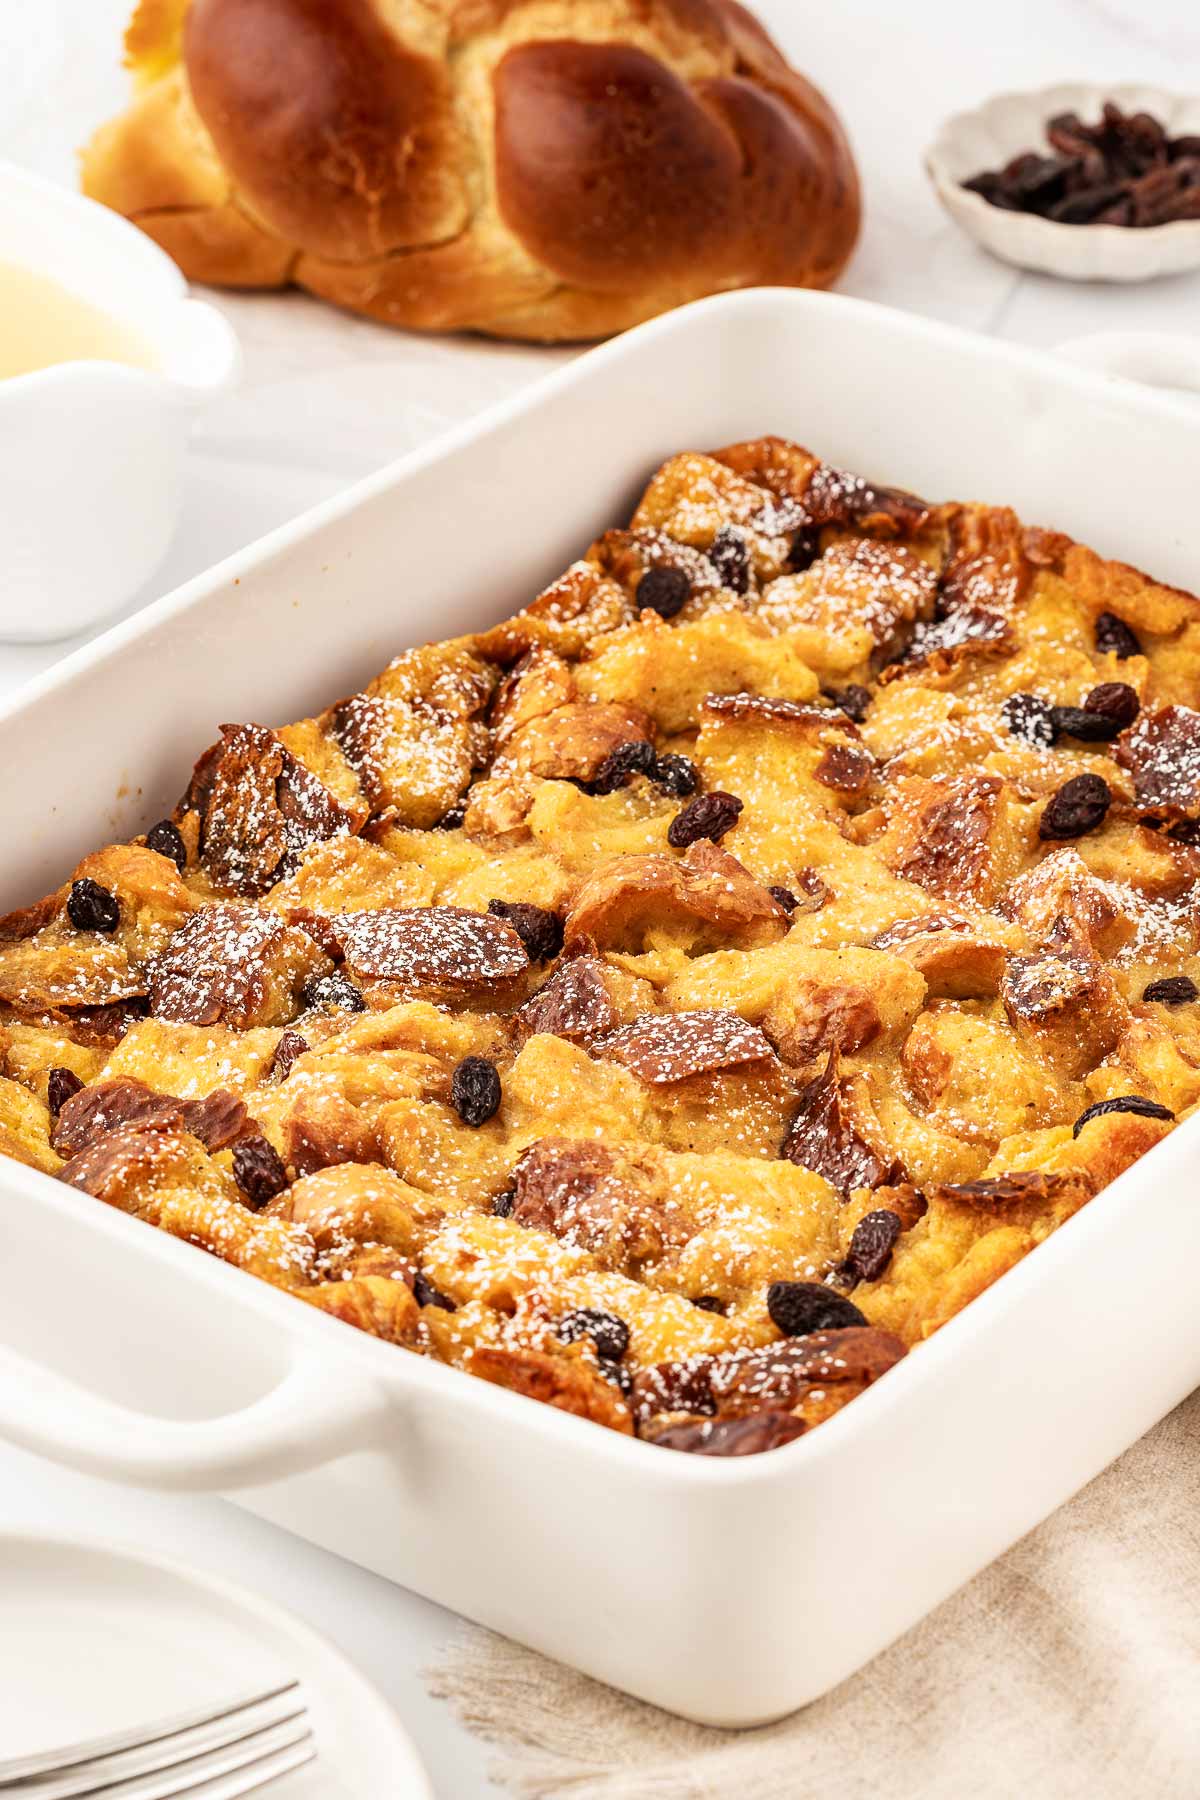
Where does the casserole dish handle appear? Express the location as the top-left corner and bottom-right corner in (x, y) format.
(1055, 331), (1200, 395)
(0, 1338), (389, 1492)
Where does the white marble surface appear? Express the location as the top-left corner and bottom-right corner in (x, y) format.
(1, 3), (1199, 1793)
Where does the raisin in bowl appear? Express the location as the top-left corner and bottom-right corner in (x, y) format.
(926, 82), (1200, 281)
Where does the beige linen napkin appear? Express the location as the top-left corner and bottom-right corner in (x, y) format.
(429, 1390), (1200, 1798)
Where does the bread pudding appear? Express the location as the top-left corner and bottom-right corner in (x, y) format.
(4, 435), (1199, 1457)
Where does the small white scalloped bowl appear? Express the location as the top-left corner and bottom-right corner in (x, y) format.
(0, 161), (240, 642)
(926, 82), (1200, 282)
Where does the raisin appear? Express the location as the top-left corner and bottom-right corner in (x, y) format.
(814, 743), (873, 795)
(145, 820), (187, 873)
(413, 1272), (457, 1311)
(450, 1055), (502, 1126)
(1142, 975), (1198, 1005)
(300, 971), (366, 1014)
(962, 171), (1009, 203)
(1095, 611), (1142, 660)
(433, 801), (467, 831)
(965, 108), (1200, 228)
(67, 878), (120, 933)
(652, 753), (699, 798)
(768, 885), (799, 914)
(1085, 681), (1140, 731)
(709, 526), (751, 594)
(1049, 182), (1128, 224)
(271, 1029), (308, 1081)
(231, 1135), (289, 1210)
(1050, 704), (1120, 743)
(1039, 773), (1111, 840)
(788, 529), (821, 571)
(1002, 692), (1057, 748)
(998, 152), (1067, 205)
(47, 1067), (84, 1118)
(599, 1356), (634, 1398)
(491, 1186), (516, 1218)
(667, 790), (743, 848)
(692, 1295), (727, 1315)
(824, 684), (871, 725)
(636, 566), (690, 618)
(487, 900), (563, 963)
(1072, 1094), (1175, 1137)
(557, 1307), (630, 1363)
(839, 1209), (902, 1287)
(589, 739), (658, 795)
(766, 1280), (867, 1338)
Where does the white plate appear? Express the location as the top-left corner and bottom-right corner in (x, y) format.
(0, 1533), (434, 1796)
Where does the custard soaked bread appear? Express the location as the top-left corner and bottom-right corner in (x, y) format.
(4, 436), (1199, 1455)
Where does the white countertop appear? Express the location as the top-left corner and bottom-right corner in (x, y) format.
(2, 2), (1199, 1792)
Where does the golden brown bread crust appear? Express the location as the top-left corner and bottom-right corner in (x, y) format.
(80, 0), (860, 342)
(185, 0), (467, 261)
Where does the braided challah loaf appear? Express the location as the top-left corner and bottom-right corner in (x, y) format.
(82, 0), (860, 342)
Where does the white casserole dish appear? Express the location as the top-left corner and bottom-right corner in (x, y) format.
(1, 290), (1199, 1727)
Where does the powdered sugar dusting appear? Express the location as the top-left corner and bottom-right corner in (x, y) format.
(336, 907), (528, 987)
(601, 1010), (775, 1084)
(147, 905), (299, 1026)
